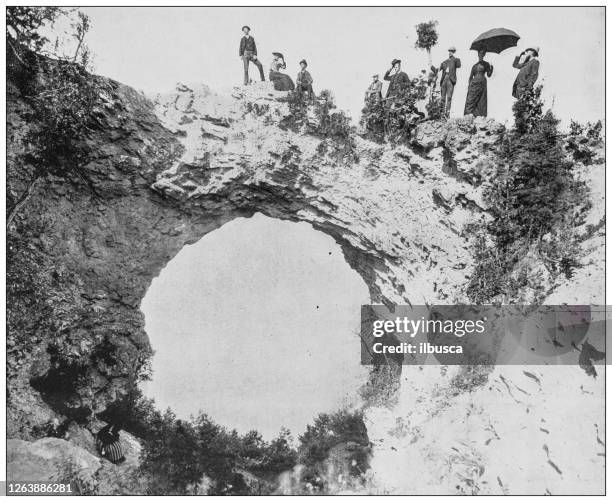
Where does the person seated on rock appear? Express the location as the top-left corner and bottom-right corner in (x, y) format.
(269, 52), (295, 91)
(365, 74), (383, 104)
(96, 423), (126, 464)
(296, 59), (315, 101)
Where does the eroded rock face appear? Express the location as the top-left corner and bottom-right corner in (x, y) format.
(8, 80), (500, 429)
(151, 83), (504, 306)
(7, 77), (604, 494)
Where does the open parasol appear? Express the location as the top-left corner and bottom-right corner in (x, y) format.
(470, 28), (520, 53)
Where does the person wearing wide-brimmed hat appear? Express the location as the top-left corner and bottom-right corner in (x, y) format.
(365, 74), (383, 104)
(238, 25), (265, 85)
(296, 59), (314, 100)
(383, 59), (410, 100)
(438, 46), (462, 117)
(512, 46), (540, 99)
(269, 52), (295, 91)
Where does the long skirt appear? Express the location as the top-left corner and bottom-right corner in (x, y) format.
(464, 78), (488, 117)
(269, 71), (295, 91)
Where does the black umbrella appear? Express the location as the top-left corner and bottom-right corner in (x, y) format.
(470, 28), (520, 54)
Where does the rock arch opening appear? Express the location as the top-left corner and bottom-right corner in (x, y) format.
(140, 212), (370, 438)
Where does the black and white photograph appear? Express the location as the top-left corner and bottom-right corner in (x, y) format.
(4, 3), (607, 496)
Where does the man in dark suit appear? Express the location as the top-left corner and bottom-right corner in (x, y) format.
(239, 25), (265, 86)
(439, 46), (461, 117)
(296, 59), (314, 100)
(512, 47), (540, 99)
(384, 59), (410, 100)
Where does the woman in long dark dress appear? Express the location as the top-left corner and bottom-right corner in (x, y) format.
(269, 52), (295, 91)
(464, 50), (493, 117)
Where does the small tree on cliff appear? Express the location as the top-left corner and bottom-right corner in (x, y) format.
(467, 86), (587, 302)
(6, 7), (63, 63)
(414, 20), (439, 67)
(7, 7), (101, 230)
(414, 20), (442, 119)
(511, 84), (544, 135)
(297, 409), (370, 492)
(493, 87), (584, 244)
(360, 72), (428, 144)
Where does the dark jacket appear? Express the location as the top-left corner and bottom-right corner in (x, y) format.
(512, 56), (539, 98)
(296, 69), (313, 86)
(440, 56), (462, 85)
(384, 69), (410, 98)
(239, 36), (257, 57)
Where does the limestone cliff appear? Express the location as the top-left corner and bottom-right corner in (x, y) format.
(7, 75), (604, 494)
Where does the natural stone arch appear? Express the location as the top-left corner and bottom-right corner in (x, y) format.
(26, 166), (392, 423)
(8, 79), (495, 429)
(8, 72), (606, 495)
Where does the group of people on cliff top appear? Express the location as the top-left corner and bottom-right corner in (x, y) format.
(239, 25), (314, 99)
(239, 25), (540, 118)
(365, 45), (540, 118)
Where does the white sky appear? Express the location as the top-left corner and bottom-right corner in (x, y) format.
(140, 214), (369, 438)
(75, 6), (604, 126)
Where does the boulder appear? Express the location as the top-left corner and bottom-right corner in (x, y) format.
(7, 437), (101, 484)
